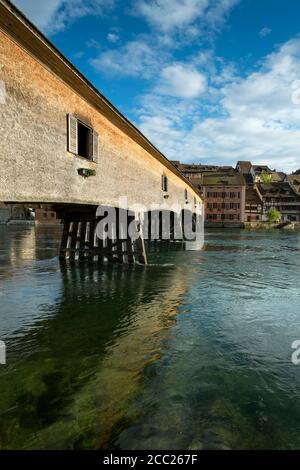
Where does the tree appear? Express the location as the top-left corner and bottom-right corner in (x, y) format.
(260, 170), (273, 183)
(267, 208), (281, 223)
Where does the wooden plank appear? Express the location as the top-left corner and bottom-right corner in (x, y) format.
(59, 219), (70, 259)
(87, 220), (95, 262)
(79, 220), (87, 261)
(116, 208), (124, 264)
(69, 220), (79, 261)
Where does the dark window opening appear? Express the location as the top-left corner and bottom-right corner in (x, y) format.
(77, 121), (91, 159)
(162, 175), (168, 192)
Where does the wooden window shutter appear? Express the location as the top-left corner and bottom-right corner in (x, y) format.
(67, 114), (78, 154)
(92, 130), (99, 163)
(88, 129), (94, 160)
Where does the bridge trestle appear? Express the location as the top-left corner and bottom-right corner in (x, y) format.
(59, 207), (147, 265)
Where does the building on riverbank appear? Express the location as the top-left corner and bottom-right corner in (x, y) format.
(0, 203), (60, 225)
(258, 182), (300, 222)
(252, 165), (273, 182)
(286, 174), (300, 195)
(245, 186), (263, 222)
(171, 162), (234, 191)
(0, 203), (34, 224)
(236, 161), (287, 184)
(236, 161), (256, 185)
(35, 205), (61, 225)
(171, 159), (300, 226)
(202, 173), (246, 227)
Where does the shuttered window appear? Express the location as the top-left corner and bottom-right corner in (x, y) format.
(92, 131), (99, 163)
(67, 114), (99, 162)
(67, 114), (78, 154)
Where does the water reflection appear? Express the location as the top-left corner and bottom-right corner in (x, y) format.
(1, 227), (300, 449)
(0, 226), (195, 449)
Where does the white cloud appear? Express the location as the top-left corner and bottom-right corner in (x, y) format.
(157, 64), (206, 98)
(135, 0), (209, 33)
(89, 0), (239, 80)
(259, 27), (272, 38)
(134, 0), (240, 38)
(205, 0), (240, 31)
(91, 40), (166, 78)
(12, 0), (114, 33)
(107, 32), (119, 43)
(12, 0), (62, 30)
(137, 38), (300, 173)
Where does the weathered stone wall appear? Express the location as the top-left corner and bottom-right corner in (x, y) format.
(0, 31), (202, 213)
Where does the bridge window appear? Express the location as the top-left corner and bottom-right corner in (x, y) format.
(67, 114), (98, 162)
(162, 175), (168, 192)
(77, 121), (91, 159)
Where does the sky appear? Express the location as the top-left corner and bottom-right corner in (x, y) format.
(11, 0), (300, 172)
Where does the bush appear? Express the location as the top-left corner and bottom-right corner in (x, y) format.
(267, 208), (281, 223)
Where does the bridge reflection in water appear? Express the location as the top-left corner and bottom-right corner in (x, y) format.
(0, 225), (197, 449)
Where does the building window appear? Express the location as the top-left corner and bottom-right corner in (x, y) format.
(162, 175), (168, 192)
(185, 189), (188, 200)
(77, 121), (91, 159)
(67, 114), (99, 162)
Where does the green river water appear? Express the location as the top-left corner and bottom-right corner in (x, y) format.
(0, 225), (300, 449)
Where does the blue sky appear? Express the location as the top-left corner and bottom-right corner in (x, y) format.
(12, 0), (300, 172)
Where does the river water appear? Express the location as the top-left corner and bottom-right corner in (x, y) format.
(0, 225), (300, 449)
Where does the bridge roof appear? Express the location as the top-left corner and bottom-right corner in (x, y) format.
(0, 0), (202, 199)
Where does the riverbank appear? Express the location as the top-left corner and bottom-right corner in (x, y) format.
(244, 221), (300, 230)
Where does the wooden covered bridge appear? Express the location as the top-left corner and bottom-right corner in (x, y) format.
(0, 0), (203, 264)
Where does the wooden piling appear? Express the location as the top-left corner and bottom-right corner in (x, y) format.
(59, 206), (147, 265)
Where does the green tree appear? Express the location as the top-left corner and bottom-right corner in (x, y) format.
(267, 207), (281, 223)
(260, 170), (273, 183)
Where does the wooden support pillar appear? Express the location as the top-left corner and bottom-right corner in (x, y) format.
(59, 206), (147, 265)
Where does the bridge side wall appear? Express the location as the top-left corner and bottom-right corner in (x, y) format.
(0, 31), (202, 212)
